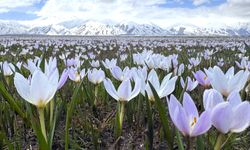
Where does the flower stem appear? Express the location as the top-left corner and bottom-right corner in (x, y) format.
(176, 129), (184, 150)
(115, 101), (125, 139)
(214, 133), (224, 150)
(186, 137), (193, 150)
(119, 102), (125, 125)
(38, 108), (47, 142)
(49, 99), (54, 127)
(94, 85), (98, 106)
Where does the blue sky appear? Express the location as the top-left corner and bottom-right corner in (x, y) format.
(0, 0), (248, 28)
(0, 0), (45, 20)
(159, 0), (226, 8)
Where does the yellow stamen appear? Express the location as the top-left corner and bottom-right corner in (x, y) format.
(203, 76), (207, 80)
(191, 117), (197, 127)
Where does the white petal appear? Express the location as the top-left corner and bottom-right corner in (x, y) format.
(230, 102), (250, 133)
(14, 73), (31, 103)
(117, 79), (132, 101)
(30, 70), (51, 106)
(103, 78), (119, 100)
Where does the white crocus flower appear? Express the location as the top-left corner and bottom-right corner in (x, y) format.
(145, 69), (178, 100)
(110, 66), (132, 81)
(103, 77), (141, 102)
(87, 68), (105, 84)
(2, 61), (15, 76)
(205, 66), (249, 97)
(14, 69), (59, 108)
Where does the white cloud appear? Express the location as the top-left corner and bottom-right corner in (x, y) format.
(0, 8), (9, 13)
(23, 0), (250, 28)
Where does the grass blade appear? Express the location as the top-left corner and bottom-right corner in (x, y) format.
(148, 82), (173, 149)
(65, 80), (83, 150)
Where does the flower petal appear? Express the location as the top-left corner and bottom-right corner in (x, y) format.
(129, 77), (141, 101)
(183, 92), (199, 120)
(14, 73), (31, 103)
(117, 79), (132, 101)
(30, 70), (51, 106)
(191, 110), (211, 137)
(230, 101), (250, 133)
(203, 89), (224, 110)
(168, 95), (190, 136)
(227, 90), (242, 106)
(103, 78), (119, 101)
(160, 76), (178, 97)
(211, 102), (233, 134)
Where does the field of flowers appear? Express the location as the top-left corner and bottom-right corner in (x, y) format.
(0, 36), (250, 149)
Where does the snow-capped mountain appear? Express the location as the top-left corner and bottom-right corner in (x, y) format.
(0, 20), (249, 36)
(114, 22), (168, 35)
(0, 21), (28, 34)
(167, 24), (250, 36)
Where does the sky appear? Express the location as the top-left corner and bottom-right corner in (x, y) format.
(0, 0), (249, 28)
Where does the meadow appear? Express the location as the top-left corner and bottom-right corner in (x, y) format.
(0, 35), (249, 149)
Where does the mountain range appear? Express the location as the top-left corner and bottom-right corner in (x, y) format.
(0, 20), (249, 36)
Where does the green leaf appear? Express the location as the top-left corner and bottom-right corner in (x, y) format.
(40, 49), (47, 72)
(65, 80), (84, 150)
(0, 81), (26, 122)
(48, 101), (61, 149)
(176, 129), (184, 150)
(145, 92), (153, 150)
(0, 131), (14, 150)
(26, 103), (49, 150)
(196, 135), (205, 150)
(148, 82), (173, 149)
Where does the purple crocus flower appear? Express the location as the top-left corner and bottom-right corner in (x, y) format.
(189, 57), (201, 67)
(180, 76), (198, 91)
(167, 93), (211, 137)
(57, 69), (68, 89)
(193, 70), (210, 87)
(204, 90), (250, 133)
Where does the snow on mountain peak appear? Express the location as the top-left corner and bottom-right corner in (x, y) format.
(0, 20), (249, 36)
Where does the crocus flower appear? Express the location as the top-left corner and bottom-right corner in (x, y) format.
(203, 89), (224, 110)
(57, 69), (68, 89)
(131, 67), (147, 95)
(189, 57), (201, 67)
(87, 68), (105, 84)
(204, 90), (250, 133)
(1, 61), (15, 76)
(110, 66), (132, 81)
(181, 76), (198, 91)
(235, 57), (250, 71)
(68, 67), (86, 83)
(204, 49), (214, 60)
(16, 62), (22, 70)
(177, 63), (185, 76)
(217, 58), (224, 67)
(24, 57), (41, 74)
(205, 66), (249, 97)
(145, 69), (177, 100)
(168, 93), (211, 137)
(14, 69), (59, 108)
(102, 58), (117, 69)
(90, 60), (100, 68)
(193, 70), (210, 87)
(120, 54), (128, 62)
(103, 77), (141, 101)
(65, 57), (81, 67)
